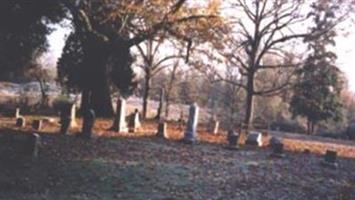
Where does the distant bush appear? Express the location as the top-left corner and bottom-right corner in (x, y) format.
(270, 120), (306, 134)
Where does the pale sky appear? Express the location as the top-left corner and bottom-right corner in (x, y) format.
(47, 15), (355, 92)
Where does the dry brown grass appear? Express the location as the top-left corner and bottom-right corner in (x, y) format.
(1, 116), (355, 159)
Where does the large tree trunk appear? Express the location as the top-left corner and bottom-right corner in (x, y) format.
(142, 71), (151, 119)
(82, 42), (114, 117)
(80, 88), (91, 115)
(90, 76), (114, 117)
(37, 78), (49, 107)
(238, 72), (255, 145)
(165, 94), (171, 118)
(244, 73), (255, 129)
(165, 63), (178, 119)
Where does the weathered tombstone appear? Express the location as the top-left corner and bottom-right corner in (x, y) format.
(271, 143), (284, 158)
(15, 108), (20, 118)
(32, 119), (43, 131)
(156, 120), (167, 138)
(128, 109), (141, 133)
(155, 88), (165, 120)
(208, 115), (219, 134)
(111, 98), (128, 132)
(227, 130), (239, 149)
(182, 103), (199, 144)
(246, 131), (263, 146)
(60, 103), (77, 128)
(269, 137), (284, 158)
(70, 103), (78, 127)
(82, 109), (95, 139)
(27, 133), (41, 158)
(60, 116), (71, 135)
(16, 116), (26, 127)
(322, 150), (338, 169)
(269, 136), (283, 147)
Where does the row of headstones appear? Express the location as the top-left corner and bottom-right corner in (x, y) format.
(179, 103), (340, 169)
(15, 108), (43, 131)
(109, 98), (141, 133)
(14, 100), (143, 136)
(60, 100), (142, 137)
(13, 102), (340, 167)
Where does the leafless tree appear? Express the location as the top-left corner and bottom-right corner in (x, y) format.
(207, 0), (347, 133)
(135, 38), (184, 118)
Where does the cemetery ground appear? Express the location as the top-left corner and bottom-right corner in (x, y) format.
(0, 116), (355, 200)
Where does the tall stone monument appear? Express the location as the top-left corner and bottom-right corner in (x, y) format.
(111, 98), (128, 132)
(129, 109), (141, 133)
(182, 103), (199, 144)
(15, 108), (20, 118)
(156, 120), (167, 138)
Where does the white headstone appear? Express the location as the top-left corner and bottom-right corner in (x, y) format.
(15, 108), (20, 118)
(70, 104), (77, 127)
(30, 133), (41, 158)
(157, 120), (167, 138)
(111, 98), (128, 132)
(183, 103), (199, 144)
(246, 131), (263, 147)
(129, 109), (141, 133)
(209, 118), (219, 134)
(134, 110), (141, 128)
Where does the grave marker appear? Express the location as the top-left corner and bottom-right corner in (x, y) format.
(111, 98), (128, 132)
(208, 115), (219, 134)
(15, 108), (20, 118)
(32, 119), (43, 131)
(60, 116), (71, 135)
(156, 120), (167, 138)
(269, 137), (284, 158)
(16, 116), (26, 127)
(82, 109), (95, 139)
(182, 103), (199, 144)
(129, 109), (141, 133)
(70, 103), (78, 127)
(322, 150), (338, 169)
(60, 103), (77, 128)
(246, 131), (263, 146)
(28, 133), (41, 158)
(227, 130), (239, 149)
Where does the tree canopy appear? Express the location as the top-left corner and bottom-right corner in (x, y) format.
(290, 1), (345, 134)
(0, 0), (66, 80)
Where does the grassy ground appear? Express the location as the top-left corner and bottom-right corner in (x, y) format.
(0, 116), (355, 200)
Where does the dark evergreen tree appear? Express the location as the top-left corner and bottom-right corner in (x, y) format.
(0, 0), (65, 80)
(290, 1), (344, 134)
